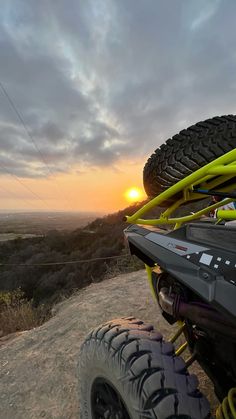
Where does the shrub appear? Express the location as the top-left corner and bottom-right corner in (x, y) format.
(104, 252), (144, 279)
(0, 289), (50, 337)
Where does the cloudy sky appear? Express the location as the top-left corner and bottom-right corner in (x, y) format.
(0, 0), (236, 211)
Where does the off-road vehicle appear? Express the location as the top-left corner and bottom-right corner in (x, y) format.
(79, 115), (236, 418)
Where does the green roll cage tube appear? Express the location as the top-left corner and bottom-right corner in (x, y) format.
(125, 148), (236, 418)
(125, 148), (236, 229)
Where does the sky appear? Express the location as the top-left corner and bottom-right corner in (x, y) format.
(0, 0), (236, 212)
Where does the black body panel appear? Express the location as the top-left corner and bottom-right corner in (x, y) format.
(124, 223), (236, 319)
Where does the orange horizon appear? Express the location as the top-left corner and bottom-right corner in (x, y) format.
(0, 160), (147, 213)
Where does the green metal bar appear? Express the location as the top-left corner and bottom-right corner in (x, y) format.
(199, 174), (235, 190)
(197, 156), (236, 187)
(169, 322), (186, 343)
(208, 165), (236, 175)
(125, 148), (236, 225)
(175, 341), (188, 356)
(192, 174), (215, 186)
(128, 198), (234, 226)
(217, 210), (236, 220)
(145, 264), (156, 300)
(161, 197), (186, 218)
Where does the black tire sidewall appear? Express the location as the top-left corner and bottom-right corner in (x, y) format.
(79, 340), (139, 418)
(79, 319), (210, 419)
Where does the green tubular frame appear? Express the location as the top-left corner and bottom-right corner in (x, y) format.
(128, 149), (236, 415)
(125, 149), (236, 229)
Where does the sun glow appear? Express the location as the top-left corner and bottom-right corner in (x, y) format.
(125, 187), (144, 203)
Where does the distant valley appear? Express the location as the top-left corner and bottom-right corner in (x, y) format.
(0, 211), (103, 236)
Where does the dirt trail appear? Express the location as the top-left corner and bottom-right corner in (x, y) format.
(0, 270), (218, 419)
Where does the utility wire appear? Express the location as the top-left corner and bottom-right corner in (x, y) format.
(0, 162), (52, 210)
(0, 183), (40, 211)
(0, 183), (45, 235)
(0, 254), (131, 267)
(0, 81), (49, 168)
(0, 81), (74, 211)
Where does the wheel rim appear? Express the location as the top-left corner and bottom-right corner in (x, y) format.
(91, 378), (131, 419)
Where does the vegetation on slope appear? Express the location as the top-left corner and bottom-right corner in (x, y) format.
(0, 203), (145, 307)
(0, 198), (209, 336)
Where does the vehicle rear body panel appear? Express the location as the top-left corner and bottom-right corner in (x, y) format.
(124, 223), (236, 319)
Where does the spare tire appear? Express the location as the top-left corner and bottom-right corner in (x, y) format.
(143, 115), (236, 205)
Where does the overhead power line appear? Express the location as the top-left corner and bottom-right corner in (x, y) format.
(0, 254), (132, 267)
(0, 162), (52, 210)
(0, 183), (40, 211)
(0, 81), (74, 211)
(0, 81), (49, 169)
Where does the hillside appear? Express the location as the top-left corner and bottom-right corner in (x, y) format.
(0, 197), (209, 308)
(0, 270), (218, 419)
(0, 202), (146, 307)
(0, 198), (211, 338)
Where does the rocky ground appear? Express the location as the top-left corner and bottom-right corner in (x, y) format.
(0, 270), (218, 418)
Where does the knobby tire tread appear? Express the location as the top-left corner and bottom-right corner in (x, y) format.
(143, 115), (236, 203)
(79, 317), (210, 418)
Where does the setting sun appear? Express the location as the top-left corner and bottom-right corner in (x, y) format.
(125, 187), (144, 203)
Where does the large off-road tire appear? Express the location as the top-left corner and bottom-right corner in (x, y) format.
(79, 317), (210, 418)
(143, 115), (236, 204)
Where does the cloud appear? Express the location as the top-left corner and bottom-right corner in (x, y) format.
(189, 0), (220, 30)
(0, 0), (236, 178)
